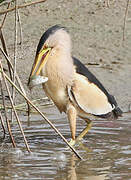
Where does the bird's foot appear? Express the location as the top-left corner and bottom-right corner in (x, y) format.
(68, 122), (92, 147)
(68, 138), (83, 147)
(75, 136), (83, 142)
(68, 139), (76, 146)
(76, 122), (92, 141)
(68, 138), (92, 152)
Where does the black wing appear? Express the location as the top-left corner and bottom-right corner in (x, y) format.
(73, 57), (123, 118)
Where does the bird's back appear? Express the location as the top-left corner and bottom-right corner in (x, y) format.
(72, 57), (123, 118)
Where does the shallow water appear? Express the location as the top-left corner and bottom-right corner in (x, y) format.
(0, 105), (131, 180)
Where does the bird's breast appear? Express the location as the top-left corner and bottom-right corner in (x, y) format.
(43, 82), (68, 112)
(41, 53), (74, 112)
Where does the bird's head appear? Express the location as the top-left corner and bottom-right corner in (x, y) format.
(28, 25), (71, 88)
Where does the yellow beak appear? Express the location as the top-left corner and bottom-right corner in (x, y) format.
(30, 47), (51, 77)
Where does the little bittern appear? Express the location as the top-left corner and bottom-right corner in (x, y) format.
(28, 25), (122, 145)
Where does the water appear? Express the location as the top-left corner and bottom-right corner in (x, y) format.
(0, 105), (131, 180)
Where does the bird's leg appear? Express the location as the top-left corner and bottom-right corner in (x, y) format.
(76, 118), (92, 142)
(67, 103), (77, 146)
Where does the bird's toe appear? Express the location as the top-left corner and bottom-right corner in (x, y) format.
(68, 139), (76, 146)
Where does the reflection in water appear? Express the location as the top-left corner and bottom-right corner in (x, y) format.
(68, 155), (77, 180)
(0, 105), (131, 179)
(67, 155), (108, 180)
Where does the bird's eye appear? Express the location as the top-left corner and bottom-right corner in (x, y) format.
(43, 44), (48, 49)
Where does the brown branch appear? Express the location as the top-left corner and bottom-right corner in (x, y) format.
(0, 29), (8, 56)
(0, 48), (31, 124)
(0, 112), (6, 138)
(0, 1), (11, 29)
(0, 48), (27, 96)
(0, 2), (13, 81)
(17, 9), (23, 45)
(0, 2), (13, 83)
(11, 0), (18, 122)
(0, 74), (16, 147)
(0, 0), (47, 15)
(0, 62), (31, 153)
(0, 29), (13, 80)
(0, 74), (6, 137)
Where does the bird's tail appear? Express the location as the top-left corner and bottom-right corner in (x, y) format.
(113, 107), (123, 118)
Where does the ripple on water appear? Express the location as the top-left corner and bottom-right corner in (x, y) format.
(0, 106), (131, 180)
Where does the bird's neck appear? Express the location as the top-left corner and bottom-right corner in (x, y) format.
(44, 48), (74, 86)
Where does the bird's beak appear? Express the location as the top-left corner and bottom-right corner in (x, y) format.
(28, 47), (51, 88)
(30, 47), (51, 77)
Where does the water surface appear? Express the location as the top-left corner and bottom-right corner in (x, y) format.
(0, 105), (131, 180)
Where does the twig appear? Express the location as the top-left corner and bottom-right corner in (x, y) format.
(0, 74), (6, 137)
(0, 1), (11, 29)
(2, 69), (82, 160)
(0, 2), (12, 79)
(0, 47), (31, 124)
(0, 29), (8, 56)
(0, 29), (13, 80)
(123, 0), (129, 42)
(0, 112), (6, 138)
(0, 97), (50, 109)
(1, 47), (31, 124)
(128, 104), (131, 112)
(0, 48), (26, 96)
(0, 74), (16, 147)
(11, 0), (18, 122)
(0, 0), (12, 7)
(0, 0), (48, 15)
(17, 9), (23, 45)
(0, 62), (31, 153)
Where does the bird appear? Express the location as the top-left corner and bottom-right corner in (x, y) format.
(28, 25), (123, 145)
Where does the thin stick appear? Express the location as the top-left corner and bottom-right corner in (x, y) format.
(0, 29), (12, 80)
(16, 7), (30, 123)
(0, 73), (6, 137)
(2, 70), (82, 160)
(11, 0), (18, 122)
(0, 1), (11, 29)
(0, 97), (50, 110)
(0, 0), (12, 7)
(123, 0), (129, 41)
(0, 0), (47, 15)
(1, 47), (31, 124)
(0, 112), (6, 137)
(0, 47), (31, 124)
(5, 116), (16, 148)
(0, 48), (26, 96)
(0, 29), (8, 58)
(0, 63), (31, 152)
(0, 2), (12, 80)
(0, 75), (16, 147)
(17, 9), (23, 45)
